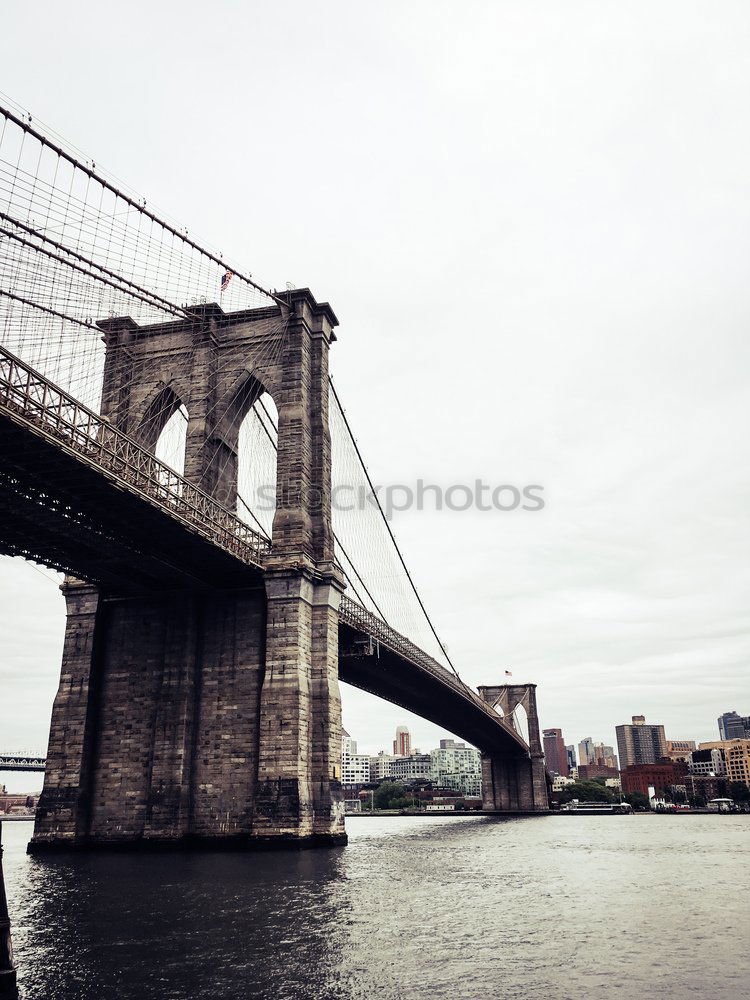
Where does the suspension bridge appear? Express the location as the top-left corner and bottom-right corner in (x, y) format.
(0, 97), (548, 848)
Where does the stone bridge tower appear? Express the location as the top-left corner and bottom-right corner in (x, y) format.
(31, 289), (347, 849)
(478, 684), (548, 811)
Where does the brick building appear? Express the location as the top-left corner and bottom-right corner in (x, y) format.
(620, 761), (687, 797)
(578, 764), (620, 781)
(543, 728), (568, 777)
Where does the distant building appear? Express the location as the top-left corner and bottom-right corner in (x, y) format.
(342, 753), (371, 786)
(578, 764), (619, 781)
(620, 761), (687, 798)
(724, 740), (750, 787)
(565, 745), (577, 771)
(393, 725), (412, 757)
(683, 774), (730, 802)
(552, 775), (575, 792)
(666, 739), (696, 762)
(430, 744), (481, 784)
(543, 728), (568, 776)
(616, 716), (667, 769)
(439, 771), (482, 797)
(391, 753), (431, 781)
(718, 712), (750, 741)
(369, 752), (397, 781)
(577, 738), (617, 769)
(341, 729), (371, 787)
(700, 739), (750, 788)
(592, 743), (618, 769)
(688, 749), (726, 777)
(578, 737), (596, 766)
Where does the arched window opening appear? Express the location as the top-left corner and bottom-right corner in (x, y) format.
(155, 404), (189, 477)
(511, 704), (530, 747)
(236, 392), (278, 539)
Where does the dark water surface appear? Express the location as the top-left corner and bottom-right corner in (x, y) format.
(3, 814), (749, 1000)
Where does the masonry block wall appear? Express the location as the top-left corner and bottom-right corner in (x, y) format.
(477, 684), (549, 812)
(32, 289), (346, 849)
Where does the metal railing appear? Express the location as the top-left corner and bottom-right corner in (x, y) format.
(0, 754), (46, 771)
(0, 345), (271, 569)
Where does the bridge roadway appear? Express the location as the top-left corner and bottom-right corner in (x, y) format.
(0, 344), (529, 760)
(0, 754), (46, 772)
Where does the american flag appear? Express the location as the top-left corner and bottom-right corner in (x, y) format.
(220, 269), (234, 292)
(505, 669), (513, 677)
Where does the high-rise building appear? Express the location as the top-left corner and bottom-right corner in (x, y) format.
(430, 744), (481, 781)
(393, 725), (412, 757)
(592, 742), (618, 769)
(565, 745), (577, 771)
(342, 729), (357, 756)
(543, 728), (568, 776)
(616, 716), (667, 769)
(718, 712), (750, 741)
(578, 737), (595, 766)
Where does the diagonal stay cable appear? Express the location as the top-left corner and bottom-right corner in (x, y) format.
(327, 374), (461, 679)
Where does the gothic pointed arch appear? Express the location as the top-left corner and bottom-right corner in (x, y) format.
(134, 382), (186, 454)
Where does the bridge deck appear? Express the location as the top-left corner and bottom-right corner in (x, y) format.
(0, 346), (529, 757)
(0, 345), (269, 590)
(0, 755), (46, 772)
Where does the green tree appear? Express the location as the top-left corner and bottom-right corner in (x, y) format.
(624, 791), (649, 810)
(557, 780), (616, 804)
(729, 781), (750, 804)
(372, 781), (414, 810)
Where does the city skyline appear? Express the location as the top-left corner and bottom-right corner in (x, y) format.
(341, 710), (738, 766)
(3, 0), (750, 769)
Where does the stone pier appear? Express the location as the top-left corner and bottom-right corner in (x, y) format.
(31, 289), (346, 849)
(478, 684), (549, 812)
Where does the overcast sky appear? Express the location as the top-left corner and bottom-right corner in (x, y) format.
(2, 1), (750, 790)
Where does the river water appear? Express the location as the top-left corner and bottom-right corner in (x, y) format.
(2, 814), (748, 1000)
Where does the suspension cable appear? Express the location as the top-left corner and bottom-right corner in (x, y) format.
(328, 373), (460, 677)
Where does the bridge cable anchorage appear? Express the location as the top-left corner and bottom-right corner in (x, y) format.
(327, 374), (464, 681)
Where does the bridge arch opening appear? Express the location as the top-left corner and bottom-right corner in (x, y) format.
(237, 391), (278, 539)
(138, 384), (186, 457)
(511, 703), (530, 747)
(154, 401), (189, 477)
